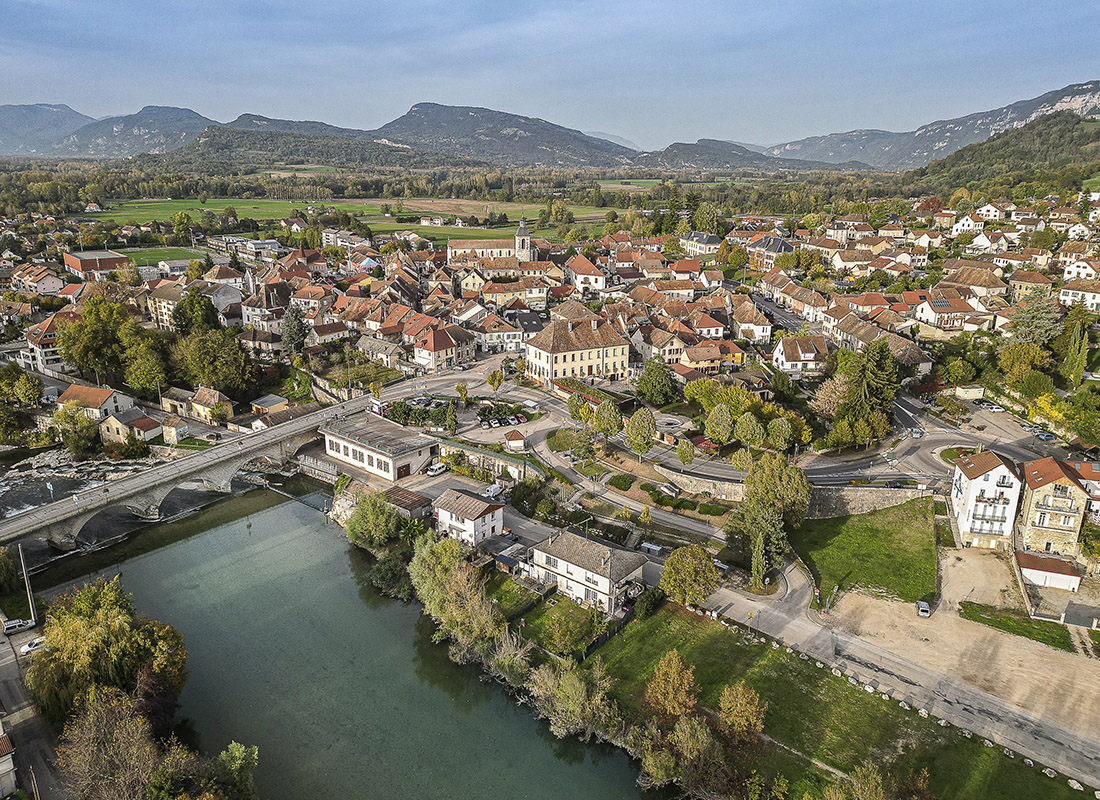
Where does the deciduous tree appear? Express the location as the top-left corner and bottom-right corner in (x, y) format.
(635, 358), (678, 407)
(1010, 293), (1063, 347)
(659, 544), (720, 606)
(677, 438), (695, 466)
(54, 402), (98, 458)
(592, 399), (623, 442)
(704, 403), (733, 446)
(625, 407), (656, 460)
(733, 411), (764, 448)
(345, 490), (400, 550)
(718, 681), (767, 743)
(645, 649), (698, 718)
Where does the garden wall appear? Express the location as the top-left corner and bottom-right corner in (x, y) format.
(806, 486), (928, 519)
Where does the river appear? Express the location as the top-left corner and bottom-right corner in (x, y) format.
(36, 485), (654, 800)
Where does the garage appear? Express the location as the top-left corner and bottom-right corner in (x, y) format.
(1016, 551), (1081, 592)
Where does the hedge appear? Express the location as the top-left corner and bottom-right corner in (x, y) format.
(608, 474), (634, 491)
(698, 503), (729, 516)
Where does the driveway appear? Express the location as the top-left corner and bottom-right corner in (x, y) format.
(0, 631), (65, 799)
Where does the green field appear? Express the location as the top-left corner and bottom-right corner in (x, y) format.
(117, 247), (204, 265)
(592, 604), (1083, 800)
(80, 195), (615, 226)
(958, 601), (1074, 652)
(788, 498), (937, 603)
(1083, 171), (1100, 192)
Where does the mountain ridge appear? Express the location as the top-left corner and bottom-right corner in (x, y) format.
(767, 79), (1100, 169)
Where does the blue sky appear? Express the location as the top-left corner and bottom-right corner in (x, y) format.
(3, 0), (1099, 149)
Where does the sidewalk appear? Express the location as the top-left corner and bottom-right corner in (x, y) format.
(0, 636), (64, 799)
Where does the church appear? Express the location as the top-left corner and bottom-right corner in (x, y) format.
(446, 218), (536, 263)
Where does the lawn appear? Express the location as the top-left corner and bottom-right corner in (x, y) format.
(118, 246), (204, 265)
(935, 518), (957, 548)
(1090, 629), (1100, 657)
(174, 437), (213, 450)
(519, 595), (593, 657)
(546, 428), (580, 452)
(591, 605), (1083, 800)
(80, 197), (375, 223)
(958, 601), (1074, 652)
(1083, 171), (1100, 192)
(938, 447), (973, 465)
(484, 572), (538, 620)
(787, 498), (937, 603)
(575, 461), (609, 480)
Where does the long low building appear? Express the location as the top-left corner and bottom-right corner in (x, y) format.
(319, 413), (437, 481)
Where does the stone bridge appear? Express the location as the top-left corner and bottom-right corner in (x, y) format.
(0, 395), (375, 550)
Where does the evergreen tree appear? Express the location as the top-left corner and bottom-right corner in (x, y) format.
(281, 303), (307, 354)
(1063, 322), (1089, 388)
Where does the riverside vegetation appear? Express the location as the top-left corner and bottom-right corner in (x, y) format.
(335, 483), (1069, 799)
(22, 577), (260, 800)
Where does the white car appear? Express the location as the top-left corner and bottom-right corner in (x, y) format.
(19, 636), (45, 655)
(910, 428), (925, 439)
(984, 404), (1005, 413)
(426, 462), (448, 477)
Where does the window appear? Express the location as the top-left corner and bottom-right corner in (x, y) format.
(545, 555), (558, 569)
(584, 587), (598, 604)
(1037, 512), (1047, 527)
(1053, 485), (1069, 498)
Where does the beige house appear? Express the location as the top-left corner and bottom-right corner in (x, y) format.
(99, 408), (162, 444)
(530, 531), (647, 613)
(190, 386), (234, 424)
(1017, 457), (1095, 557)
(524, 318), (630, 387)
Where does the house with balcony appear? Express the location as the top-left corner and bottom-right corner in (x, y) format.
(950, 450), (1022, 550)
(432, 488), (504, 547)
(529, 530), (647, 613)
(1017, 457), (1097, 557)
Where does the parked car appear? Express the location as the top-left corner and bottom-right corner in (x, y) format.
(19, 636), (45, 656)
(910, 428), (924, 439)
(489, 418), (501, 428)
(884, 481), (901, 488)
(506, 416), (519, 426)
(1036, 433), (1057, 442)
(3, 619), (34, 635)
(985, 404), (1005, 413)
(426, 462), (448, 477)
(482, 484), (504, 499)
(916, 601), (931, 618)
(515, 414), (527, 423)
(480, 420), (491, 430)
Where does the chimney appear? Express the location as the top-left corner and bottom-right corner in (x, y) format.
(591, 319), (597, 329)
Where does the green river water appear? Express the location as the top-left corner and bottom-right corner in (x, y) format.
(43, 487), (651, 800)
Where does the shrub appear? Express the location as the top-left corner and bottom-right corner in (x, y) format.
(698, 503), (728, 516)
(608, 474), (634, 491)
(634, 587), (667, 619)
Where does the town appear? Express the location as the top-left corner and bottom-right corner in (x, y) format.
(0, 175), (1096, 799)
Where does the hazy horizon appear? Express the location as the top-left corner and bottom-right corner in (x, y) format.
(3, 0), (1100, 150)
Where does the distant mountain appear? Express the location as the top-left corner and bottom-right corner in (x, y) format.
(132, 126), (483, 173)
(768, 79), (1100, 170)
(905, 111), (1100, 189)
(0, 103), (93, 154)
(723, 139), (769, 155)
(584, 131), (641, 151)
(370, 103), (637, 167)
(633, 138), (870, 171)
(48, 106), (219, 157)
(222, 113), (378, 142)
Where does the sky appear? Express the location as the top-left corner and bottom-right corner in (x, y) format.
(3, 0), (1100, 150)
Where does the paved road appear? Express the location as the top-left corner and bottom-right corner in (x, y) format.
(703, 564), (1100, 790)
(0, 632), (64, 799)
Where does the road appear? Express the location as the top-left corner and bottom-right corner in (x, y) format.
(0, 631), (64, 799)
(703, 564), (1100, 789)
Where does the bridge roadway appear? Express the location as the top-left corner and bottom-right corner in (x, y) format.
(0, 393), (375, 544)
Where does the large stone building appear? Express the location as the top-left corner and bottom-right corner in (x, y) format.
(446, 219), (536, 263)
(1017, 457), (1100, 557)
(523, 317), (630, 387)
(529, 530), (647, 613)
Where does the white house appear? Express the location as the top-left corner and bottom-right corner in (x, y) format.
(56, 385), (136, 421)
(529, 530), (647, 613)
(951, 214), (985, 236)
(1059, 279), (1100, 312)
(1062, 259), (1098, 281)
(950, 450), (1022, 550)
(319, 413), (436, 481)
(565, 254), (609, 293)
(771, 335), (829, 378)
(432, 488), (504, 547)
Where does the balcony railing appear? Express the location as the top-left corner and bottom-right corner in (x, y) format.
(1034, 501), (1079, 513)
(975, 495), (1010, 505)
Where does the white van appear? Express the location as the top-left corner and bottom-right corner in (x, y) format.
(482, 484), (504, 500)
(426, 462), (448, 477)
(3, 619), (35, 635)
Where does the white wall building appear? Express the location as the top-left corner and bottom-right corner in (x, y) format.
(530, 531), (647, 613)
(950, 450), (1022, 550)
(319, 414), (436, 481)
(432, 488), (504, 547)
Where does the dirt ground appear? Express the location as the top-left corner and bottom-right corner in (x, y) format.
(832, 548), (1100, 742)
(939, 548), (1023, 611)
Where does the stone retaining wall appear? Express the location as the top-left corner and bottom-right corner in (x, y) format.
(806, 486), (928, 519)
(653, 464), (745, 501)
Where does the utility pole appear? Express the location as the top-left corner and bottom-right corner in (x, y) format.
(18, 544), (35, 624)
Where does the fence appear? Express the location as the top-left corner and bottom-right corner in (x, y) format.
(581, 607), (635, 660)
